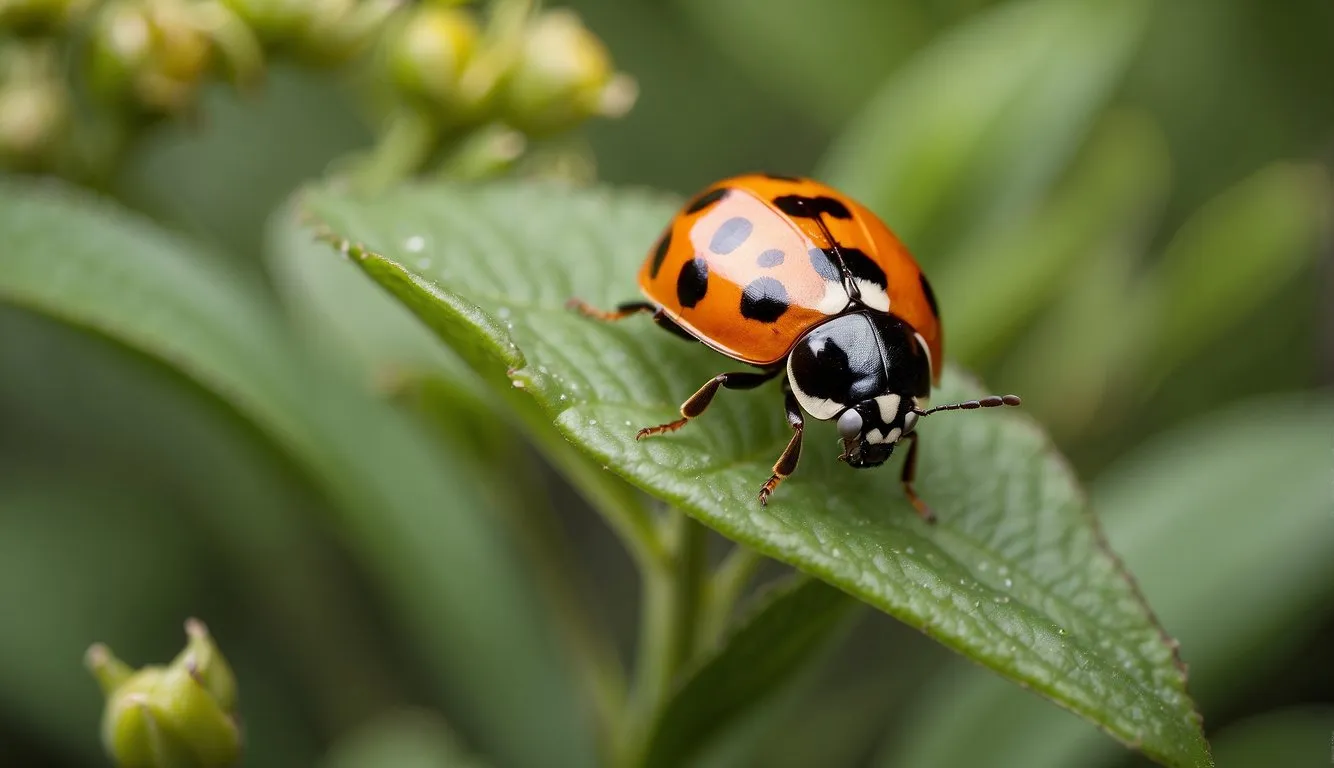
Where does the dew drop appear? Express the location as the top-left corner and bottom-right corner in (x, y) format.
(1003, 578), (1013, 589)
(416, 258), (431, 270)
(1057, 628), (1067, 636)
(973, 600), (981, 609)
(998, 565), (1009, 577)
(905, 546), (915, 555)
(588, 419), (598, 426)
(559, 394), (567, 401)
(978, 561), (989, 572)
(497, 307), (512, 319)
(405, 235), (426, 252)
(512, 380), (526, 389)
(830, 547), (842, 557)
(624, 420), (632, 427)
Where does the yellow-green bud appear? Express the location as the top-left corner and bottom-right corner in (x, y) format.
(387, 5), (480, 118)
(499, 9), (636, 137)
(85, 0), (261, 115)
(0, 76), (67, 168)
(88, 619), (242, 768)
(217, 0), (398, 66)
(0, 0), (93, 32)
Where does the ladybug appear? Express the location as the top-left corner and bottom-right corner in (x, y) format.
(569, 173), (1020, 522)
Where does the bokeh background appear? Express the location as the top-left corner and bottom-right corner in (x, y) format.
(2, 0), (1332, 766)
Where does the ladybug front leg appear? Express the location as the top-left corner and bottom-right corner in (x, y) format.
(636, 369), (779, 440)
(758, 385), (804, 506)
(898, 432), (936, 524)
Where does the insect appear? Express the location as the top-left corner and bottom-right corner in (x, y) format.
(569, 173), (1020, 522)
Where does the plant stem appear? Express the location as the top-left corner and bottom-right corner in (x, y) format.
(621, 510), (709, 766)
(698, 544), (765, 648)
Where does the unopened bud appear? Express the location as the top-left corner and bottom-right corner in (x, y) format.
(0, 0), (93, 32)
(387, 4), (480, 118)
(499, 9), (636, 137)
(88, 619), (241, 768)
(86, 0), (260, 115)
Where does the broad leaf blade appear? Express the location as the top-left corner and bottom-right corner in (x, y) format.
(307, 180), (1210, 767)
(644, 578), (856, 768)
(877, 394), (1334, 768)
(0, 178), (594, 768)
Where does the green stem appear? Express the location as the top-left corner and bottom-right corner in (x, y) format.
(698, 544), (765, 648)
(348, 109), (441, 192)
(621, 511), (709, 766)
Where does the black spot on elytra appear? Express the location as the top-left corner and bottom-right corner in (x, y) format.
(676, 257), (709, 308)
(757, 248), (784, 268)
(841, 247), (887, 289)
(763, 173), (803, 182)
(684, 187), (730, 214)
(772, 194), (852, 220)
(808, 247), (840, 281)
(919, 272), (939, 317)
(710, 216), (753, 254)
(740, 277), (789, 323)
(649, 230), (672, 278)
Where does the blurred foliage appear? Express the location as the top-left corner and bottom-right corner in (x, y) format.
(1, 0), (1331, 766)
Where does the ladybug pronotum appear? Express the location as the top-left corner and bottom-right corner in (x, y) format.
(570, 173), (1020, 522)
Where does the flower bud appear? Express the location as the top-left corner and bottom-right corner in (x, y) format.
(386, 4), (480, 119)
(217, 0), (399, 66)
(87, 619), (242, 768)
(499, 9), (636, 137)
(85, 0), (261, 115)
(0, 44), (69, 169)
(0, 0), (93, 32)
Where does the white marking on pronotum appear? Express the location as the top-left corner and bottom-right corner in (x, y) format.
(786, 371), (843, 420)
(815, 281), (850, 315)
(856, 280), (890, 312)
(876, 394), (901, 424)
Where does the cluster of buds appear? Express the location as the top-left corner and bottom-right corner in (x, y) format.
(86, 619), (241, 768)
(0, 0), (637, 183)
(386, 0), (636, 137)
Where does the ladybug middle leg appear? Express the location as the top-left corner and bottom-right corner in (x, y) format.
(758, 383), (804, 506)
(636, 368), (780, 440)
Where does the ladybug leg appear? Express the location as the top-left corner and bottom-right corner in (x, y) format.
(758, 385), (804, 506)
(566, 299), (697, 343)
(650, 310), (700, 342)
(566, 298), (654, 321)
(636, 368), (779, 440)
(899, 432), (936, 524)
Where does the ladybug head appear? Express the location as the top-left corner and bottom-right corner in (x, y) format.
(834, 395), (919, 469)
(786, 311), (932, 468)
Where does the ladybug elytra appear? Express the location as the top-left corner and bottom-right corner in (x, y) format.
(570, 173), (1020, 522)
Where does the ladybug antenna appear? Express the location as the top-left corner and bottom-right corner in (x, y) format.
(915, 394), (1022, 417)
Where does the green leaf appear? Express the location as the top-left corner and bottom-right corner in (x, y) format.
(643, 578), (857, 768)
(817, 0), (1148, 260)
(875, 392), (1334, 768)
(306, 180), (1211, 768)
(0, 178), (594, 768)
(1134, 162), (1331, 385)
